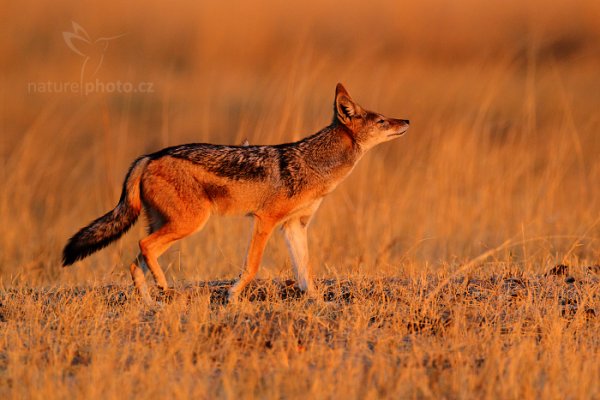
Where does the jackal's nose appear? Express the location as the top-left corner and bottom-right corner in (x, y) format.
(403, 119), (410, 125)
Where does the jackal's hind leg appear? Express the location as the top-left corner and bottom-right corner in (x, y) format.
(228, 217), (276, 301)
(139, 212), (209, 291)
(130, 254), (152, 304)
(282, 217), (314, 294)
(128, 208), (166, 304)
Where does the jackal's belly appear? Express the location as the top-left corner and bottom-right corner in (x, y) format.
(206, 179), (273, 216)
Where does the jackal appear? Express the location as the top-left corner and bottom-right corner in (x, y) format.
(62, 84), (409, 303)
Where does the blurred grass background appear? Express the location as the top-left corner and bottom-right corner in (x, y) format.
(1, 0), (599, 286)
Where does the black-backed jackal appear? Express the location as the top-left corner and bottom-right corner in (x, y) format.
(63, 84), (410, 303)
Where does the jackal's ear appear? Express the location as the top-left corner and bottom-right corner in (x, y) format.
(335, 83), (362, 126)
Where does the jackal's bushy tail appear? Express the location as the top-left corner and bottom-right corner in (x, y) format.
(62, 156), (150, 266)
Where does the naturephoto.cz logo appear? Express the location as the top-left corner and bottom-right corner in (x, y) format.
(28, 22), (154, 95)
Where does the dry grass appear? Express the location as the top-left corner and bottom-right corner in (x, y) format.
(1, 0), (600, 398)
(1, 269), (599, 399)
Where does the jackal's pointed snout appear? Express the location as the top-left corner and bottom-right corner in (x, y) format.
(388, 118), (410, 137)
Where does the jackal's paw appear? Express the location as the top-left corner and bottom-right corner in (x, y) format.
(297, 281), (316, 295)
(157, 287), (177, 303)
(302, 288), (318, 302)
(228, 279), (248, 303)
(227, 289), (241, 305)
(139, 296), (160, 309)
(136, 290), (165, 309)
(137, 291), (155, 307)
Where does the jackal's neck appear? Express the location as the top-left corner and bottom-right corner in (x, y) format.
(274, 123), (363, 197)
(298, 123), (362, 172)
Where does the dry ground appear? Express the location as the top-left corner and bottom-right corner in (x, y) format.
(1, 0), (600, 398)
(1, 265), (599, 399)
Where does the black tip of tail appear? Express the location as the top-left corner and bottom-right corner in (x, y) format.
(62, 235), (92, 266)
(62, 240), (79, 267)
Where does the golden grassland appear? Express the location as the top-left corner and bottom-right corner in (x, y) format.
(1, 0), (600, 398)
(1, 268), (599, 399)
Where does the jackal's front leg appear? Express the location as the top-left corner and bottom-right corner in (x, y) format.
(228, 217), (275, 301)
(282, 217), (315, 294)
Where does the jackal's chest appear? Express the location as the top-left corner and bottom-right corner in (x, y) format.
(317, 164), (357, 196)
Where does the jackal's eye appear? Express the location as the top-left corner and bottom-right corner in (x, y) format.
(376, 119), (387, 126)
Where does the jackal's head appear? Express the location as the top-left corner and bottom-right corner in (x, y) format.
(333, 83), (409, 150)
